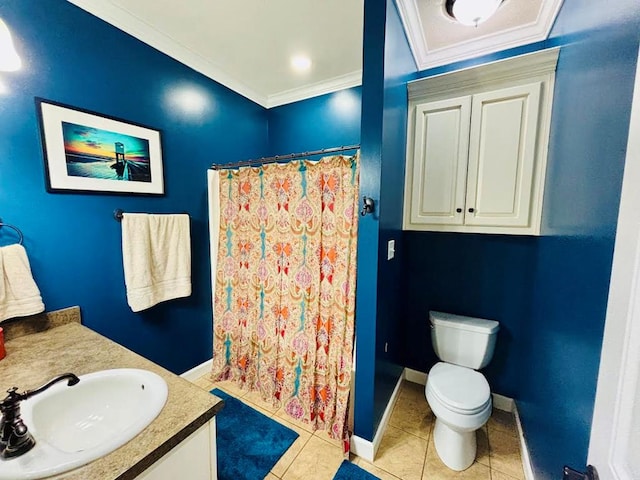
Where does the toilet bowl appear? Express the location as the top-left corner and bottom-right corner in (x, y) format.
(425, 362), (492, 471)
(424, 311), (499, 471)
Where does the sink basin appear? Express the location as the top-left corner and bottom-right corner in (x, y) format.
(0, 368), (168, 480)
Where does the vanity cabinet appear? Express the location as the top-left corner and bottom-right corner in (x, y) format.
(403, 48), (559, 235)
(137, 418), (217, 480)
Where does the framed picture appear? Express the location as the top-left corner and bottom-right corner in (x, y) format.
(36, 98), (164, 195)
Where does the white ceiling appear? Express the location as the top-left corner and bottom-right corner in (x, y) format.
(67, 0), (563, 109)
(67, 0), (364, 108)
(396, 0), (564, 70)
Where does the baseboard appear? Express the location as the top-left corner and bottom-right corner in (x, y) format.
(180, 358), (213, 382)
(350, 371), (404, 462)
(350, 434), (375, 461)
(404, 367), (427, 385)
(513, 403), (535, 480)
(492, 392), (515, 413)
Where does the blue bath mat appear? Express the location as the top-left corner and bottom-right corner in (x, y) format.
(333, 460), (380, 479)
(211, 388), (299, 480)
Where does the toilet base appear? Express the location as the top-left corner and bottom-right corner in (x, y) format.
(433, 418), (477, 471)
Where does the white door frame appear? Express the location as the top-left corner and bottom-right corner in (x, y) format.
(588, 45), (640, 479)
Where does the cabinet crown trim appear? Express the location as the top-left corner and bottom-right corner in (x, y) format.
(408, 48), (559, 100)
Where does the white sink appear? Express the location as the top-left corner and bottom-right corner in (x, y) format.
(0, 368), (168, 480)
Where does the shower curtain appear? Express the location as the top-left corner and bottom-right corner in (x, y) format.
(208, 153), (359, 444)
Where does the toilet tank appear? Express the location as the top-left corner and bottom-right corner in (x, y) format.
(429, 311), (500, 369)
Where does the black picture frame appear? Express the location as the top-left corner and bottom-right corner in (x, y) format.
(36, 98), (165, 195)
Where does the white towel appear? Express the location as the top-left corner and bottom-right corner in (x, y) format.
(122, 213), (192, 312)
(0, 244), (45, 322)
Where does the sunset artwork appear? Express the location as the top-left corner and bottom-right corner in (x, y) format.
(62, 122), (152, 183)
(39, 99), (164, 194)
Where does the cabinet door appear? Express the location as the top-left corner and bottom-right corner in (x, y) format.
(136, 421), (215, 480)
(464, 82), (542, 227)
(409, 96), (471, 225)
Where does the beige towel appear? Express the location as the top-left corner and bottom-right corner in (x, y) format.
(0, 244), (45, 322)
(122, 213), (192, 312)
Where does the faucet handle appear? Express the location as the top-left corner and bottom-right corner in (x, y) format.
(0, 388), (24, 409)
(0, 374), (79, 460)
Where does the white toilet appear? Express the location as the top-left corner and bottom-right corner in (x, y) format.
(425, 311), (500, 471)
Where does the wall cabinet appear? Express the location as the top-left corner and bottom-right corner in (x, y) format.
(404, 49), (559, 235)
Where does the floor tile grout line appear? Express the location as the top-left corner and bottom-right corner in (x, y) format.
(358, 457), (401, 480)
(239, 396), (280, 416)
(486, 428), (525, 480)
(490, 465), (526, 480)
(420, 427), (432, 480)
(365, 423), (431, 479)
(489, 468), (521, 480)
(274, 431), (312, 480)
(488, 425), (520, 439)
(487, 423), (494, 474)
(387, 420), (432, 443)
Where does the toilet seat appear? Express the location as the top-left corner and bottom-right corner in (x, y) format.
(427, 362), (491, 415)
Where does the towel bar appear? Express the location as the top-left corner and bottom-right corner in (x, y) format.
(113, 209), (189, 222)
(0, 218), (24, 245)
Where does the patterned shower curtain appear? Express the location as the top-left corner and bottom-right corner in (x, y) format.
(211, 153), (359, 443)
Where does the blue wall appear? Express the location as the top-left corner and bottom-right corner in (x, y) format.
(373, 0), (416, 433)
(354, 0), (386, 442)
(0, 0), (268, 374)
(401, 0), (640, 477)
(354, 0), (416, 441)
(519, 1), (639, 477)
(267, 88), (361, 156)
(401, 233), (536, 398)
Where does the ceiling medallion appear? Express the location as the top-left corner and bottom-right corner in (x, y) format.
(444, 0), (504, 27)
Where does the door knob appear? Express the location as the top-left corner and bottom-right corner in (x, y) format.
(456, 208), (462, 213)
(468, 208), (475, 213)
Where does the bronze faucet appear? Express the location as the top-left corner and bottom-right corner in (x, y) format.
(0, 373), (80, 459)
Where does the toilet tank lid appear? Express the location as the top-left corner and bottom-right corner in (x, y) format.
(429, 311), (500, 334)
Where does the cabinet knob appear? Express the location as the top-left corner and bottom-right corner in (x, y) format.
(468, 208), (475, 213)
(456, 208), (462, 213)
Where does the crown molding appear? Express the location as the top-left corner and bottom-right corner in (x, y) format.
(408, 47), (559, 100)
(67, 0), (362, 109)
(394, 0), (430, 73)
(397, 0), (564, 72)
(266, 71), (362, 109)
(67, 0), (268, 107)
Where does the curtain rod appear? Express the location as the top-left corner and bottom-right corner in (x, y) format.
(210, 144), (360, 171)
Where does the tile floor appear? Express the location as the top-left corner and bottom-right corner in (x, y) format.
(192, 375), (526, 480)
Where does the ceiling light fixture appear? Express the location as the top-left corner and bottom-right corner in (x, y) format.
(0, 18), (21, 71)
(445, 0), (503, 27)
(290, 55), (312, 73)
